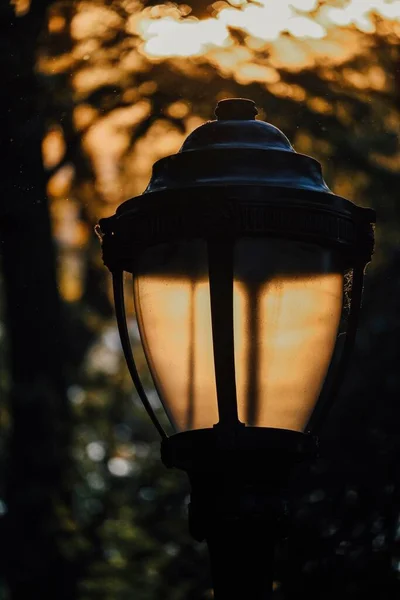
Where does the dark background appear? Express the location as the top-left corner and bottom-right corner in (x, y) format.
(1, 1), (400, 598)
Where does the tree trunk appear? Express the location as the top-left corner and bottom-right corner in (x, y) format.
(0, 2), (76, 598)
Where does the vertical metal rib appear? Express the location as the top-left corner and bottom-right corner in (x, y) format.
(112, 270), (167, 439)
(208, 240), (240, 426)
(306, 263), (365, 435)
(185, 279), (196, 430)
(246, 284), (260, 426)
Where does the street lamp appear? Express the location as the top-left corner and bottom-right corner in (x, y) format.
(97, 98), (375, 598)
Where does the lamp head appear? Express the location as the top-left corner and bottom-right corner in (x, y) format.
(97, 98), (375, 439)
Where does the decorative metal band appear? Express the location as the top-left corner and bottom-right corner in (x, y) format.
(161, 427), (318, 471)
(99, 193), (374, 272)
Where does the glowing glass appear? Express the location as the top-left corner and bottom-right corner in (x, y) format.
(133, 238), (343, 432)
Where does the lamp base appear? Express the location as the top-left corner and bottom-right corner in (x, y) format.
(161, 427), (317, 599)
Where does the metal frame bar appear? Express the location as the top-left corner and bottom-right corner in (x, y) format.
(112, 270), (167, 439)
(306, 262), (366, 434)
(207, 239), (241, 426)
(185, 279), (196, 430)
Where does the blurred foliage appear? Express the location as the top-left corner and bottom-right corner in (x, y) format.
(1, 0), (400, 599)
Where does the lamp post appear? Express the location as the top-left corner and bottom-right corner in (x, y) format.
(97, 98), (375, 598)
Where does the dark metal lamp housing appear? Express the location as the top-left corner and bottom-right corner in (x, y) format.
(97, 98), (375, 598)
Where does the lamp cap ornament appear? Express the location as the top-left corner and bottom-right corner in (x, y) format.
(215, 98), (258, 121)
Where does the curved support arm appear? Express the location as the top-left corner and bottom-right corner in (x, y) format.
(112, 270), (167, 439)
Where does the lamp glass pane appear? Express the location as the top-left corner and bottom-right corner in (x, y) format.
(133, 240), (218, 431)
(234, 238), (343, 431)
(133, 237), (344, 433)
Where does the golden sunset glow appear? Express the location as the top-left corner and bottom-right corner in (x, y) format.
(40, 0), (400, 220)
(41, 0), (400, 94)
(132, 0), (400, 65)
(39, 0), (400, 304)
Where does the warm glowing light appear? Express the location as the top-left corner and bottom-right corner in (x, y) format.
(40, 0), (400, 263)
(82, 101), (152, 202)
(71, 4), (123, 40)
(42, 126), (66, 169)
(41, 0), (400, 92)
(47, 164), (74, 198)
(51, 198), (89, 248)
(307, 96), (332, 115)
(125, 118), (191, 198)
(135, 277), (219, 430)
(289, 0), (318, 10)
(48, 15), (66, 33)
(72, 67), (122, 96)
(249, 274), (343, 430)
(50, 198), (89, 302)
(234, 63), (280, 85)
(133, 240), (344, 432)
(140, 16), (231, 57)
(58, 251), (86, 302)
(38, 53), (77, 76)
(166, 101), (191, 119)
(73, 105), (98, 131)
(286, 16), (325, 39)
(131, 0), (400, 68)
(326, 0), (400, 32)
(11, 0), (30, 16)
(134, 273), (342, 431)
(343, 66), (388, 91)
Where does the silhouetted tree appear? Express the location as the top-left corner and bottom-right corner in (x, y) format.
(0, 2), (76, 598)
